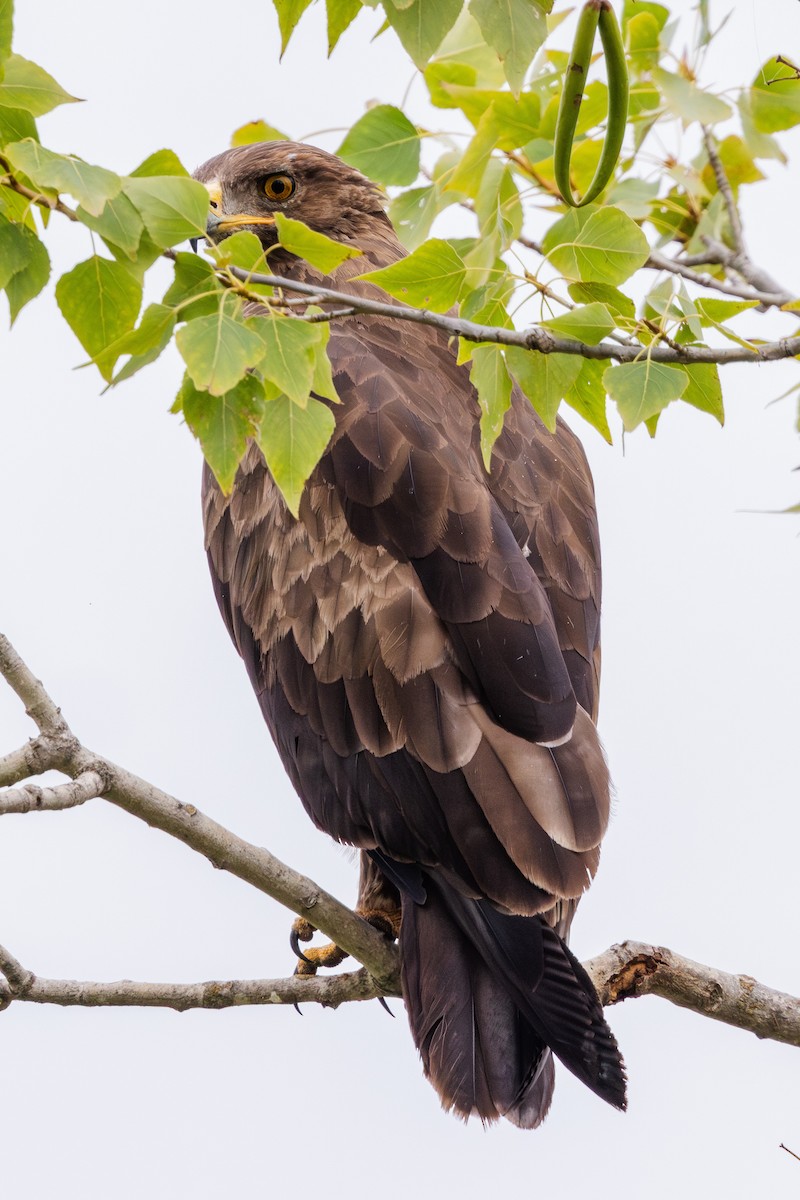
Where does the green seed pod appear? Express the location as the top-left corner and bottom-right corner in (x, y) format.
(553, 0), (629, 208)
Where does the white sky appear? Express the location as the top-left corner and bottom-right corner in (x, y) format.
(1, 2), (799, 1197)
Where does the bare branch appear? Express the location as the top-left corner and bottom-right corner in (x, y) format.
(699, 236), (794, 308)
(0, 633), (399, 990)
(0, 959), (394, 1012)
(584, 941), (800, 1048)
(2, 935), (798, 1051)
(702, 126), (745, 254)
(0, 770), (104, 815)
(0, 943), (34, 998)
(646, 249), (791, 308)
(227, 267), (800, 365)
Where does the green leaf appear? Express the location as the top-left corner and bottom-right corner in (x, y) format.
(0, 104), (36, 144)
(2, 222), (48, 321)
(606, 177), (660, 221)
(326, 0), (362, 54)
(390, 185), (444, 251)
(603, 360), (688, 430)
(475, 159), (521, 247)
(337, 104), (420, 186)
(701, 135), (763, 194)
(489, 91), (541, 150)
(680, 362), (724, 424)
(0, 54), (79, 115)
(541, 302), (615, 346)
(176, 303), (264, 395)
(470, 344), (512, 469)
(626, 12), (661, 69)
(306, 318), (339, 402)
(258, 393), (335, 516)
(76, 191), (144, 256)
(434, 10), (508, 89)
(750, 57), (800, 133)
(0, 213), (31, 287)
(55, 256), (142, 380)
(543, 205), (650, 286)
(564, 359), (612, 442)
(209, 230), (268, 274)
(272, 0), (314, 54)
(469, 0), (551, 95)
(0, 0), (12, 64)
(622, 0), (668, 32)
(424, 61), (478, 107)
(4, 140), (120, 216)
(653, 67), (731, 126)
(182, 373), (266, 493)
(506, 346), (581, 431)
(738, 93), (786, 161)
(251, 314), (324, 404)
(383, 0), (462, 68)
(695, 297), (758, 324)
(445, 107), (499, 198)
(129, 148), (190, 178)
(163, 251), (223, 319)
(357, 238), (466, 311)
(274, 211), (362, 273)
(110, 303), (176, 384)
(568, 281), (636, 322)
(230, 119), (288, 146)
(123, 175), (209, 246)
(0, 181), (36, 227)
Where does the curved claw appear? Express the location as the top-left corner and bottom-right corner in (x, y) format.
(290, 926), (314, 965)
(377, 995), (394, 1017)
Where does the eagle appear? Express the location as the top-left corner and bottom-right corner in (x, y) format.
(193, 141), (626, 1127)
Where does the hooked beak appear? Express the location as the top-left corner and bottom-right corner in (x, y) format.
(190, 211), (276, 253)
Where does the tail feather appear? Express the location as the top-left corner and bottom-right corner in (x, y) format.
(399, 871), (626, 1126)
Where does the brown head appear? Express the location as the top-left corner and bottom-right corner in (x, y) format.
(192, 141), (393, 253)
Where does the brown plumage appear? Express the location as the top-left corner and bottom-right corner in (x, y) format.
(194, 142), (626, 1125)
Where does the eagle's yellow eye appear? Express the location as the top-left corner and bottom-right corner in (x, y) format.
(263, 173), (295, 202)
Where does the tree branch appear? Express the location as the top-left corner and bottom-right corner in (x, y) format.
(228, 267), (800, 365)
(0, 948), (392, 1013)
(2, 637), (800, 1045)
(584, 941), (800, 1048)
(1, 936), (798, 1051)
(0, 633), (399, 990)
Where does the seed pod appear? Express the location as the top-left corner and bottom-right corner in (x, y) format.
(553, 0), (629, 208)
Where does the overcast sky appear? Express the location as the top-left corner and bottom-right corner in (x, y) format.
(1, 1), (799, 1197)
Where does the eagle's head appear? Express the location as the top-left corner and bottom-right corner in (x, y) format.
(192, 141), (391, 252)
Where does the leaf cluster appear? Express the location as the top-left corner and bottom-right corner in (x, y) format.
(1, 0), (799, 510)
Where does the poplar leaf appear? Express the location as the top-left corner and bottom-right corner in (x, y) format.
(5, 139), (120, 215)
(55, 256), (142, 380)
(274, 212), (362, 273)
(181, 374), (266, 493)
(337, 105), (420, 186)
(258, 393), (335, 516)
(604, 361), (688, 430)
(0, 54), (79, 115)
(357, 238), (466, 310)
(176, 306), (264, 395)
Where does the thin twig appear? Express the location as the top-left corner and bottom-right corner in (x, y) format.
(0, 770), (104, 815)
(702, 126), (745, 253)
(226, 266), (800, 365)
(646, 249), (791, 308)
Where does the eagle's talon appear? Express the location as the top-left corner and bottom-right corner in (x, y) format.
(290, 916), (316, 965)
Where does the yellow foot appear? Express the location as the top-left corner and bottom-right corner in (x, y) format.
(289, 908), (401, 976)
